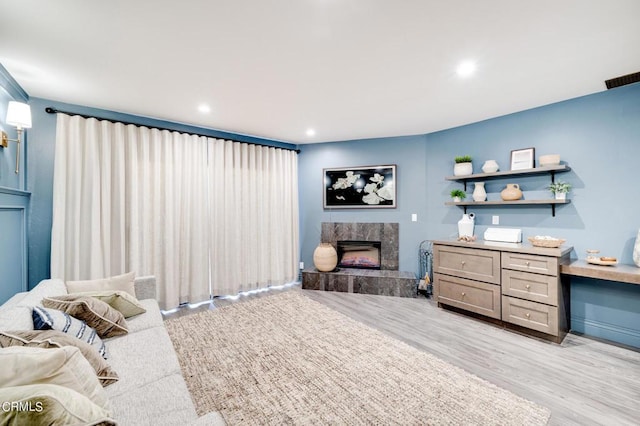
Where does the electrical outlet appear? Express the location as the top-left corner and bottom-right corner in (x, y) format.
(299, 262), (304, 269)
(492, 215), (499, 225)
(411, 213), (418, 222)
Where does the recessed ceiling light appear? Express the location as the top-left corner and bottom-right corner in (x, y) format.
(198, 104), (211, 113)
(306, 128), (316, 137)
(456, 60), (477, 78)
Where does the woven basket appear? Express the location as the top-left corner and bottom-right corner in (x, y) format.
(528, 237), (565, 248)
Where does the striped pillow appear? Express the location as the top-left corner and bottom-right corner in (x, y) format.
(32, 306), (107, 359)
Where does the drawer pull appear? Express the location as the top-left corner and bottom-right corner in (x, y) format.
(461, 292), (466, 297)
(525, 284), (531, 290)
(461, 261), (466, 267)
(525, 261), (531, 267)
(525, 313), (531, 319)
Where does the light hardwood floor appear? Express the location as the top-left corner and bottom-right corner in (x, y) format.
(166, 286), (640, 425)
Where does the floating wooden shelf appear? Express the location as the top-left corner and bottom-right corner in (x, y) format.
(445, 164), (571, 184)
(445, 199), (570, 216)
(445, 164), (572, 217)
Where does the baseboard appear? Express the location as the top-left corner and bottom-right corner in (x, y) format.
(571, 315), (640, 349)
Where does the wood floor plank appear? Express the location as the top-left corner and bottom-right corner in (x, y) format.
(300, 289), (640, 426)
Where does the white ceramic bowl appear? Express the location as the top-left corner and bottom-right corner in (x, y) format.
(539, 154), (560, 167)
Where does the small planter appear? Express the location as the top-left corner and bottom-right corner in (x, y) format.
(453, 196), (461, 203)
(555, 193), (567, 201)
(454, 162), (473, 176)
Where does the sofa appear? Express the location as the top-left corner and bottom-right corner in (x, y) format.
(0, 277), (226, 426)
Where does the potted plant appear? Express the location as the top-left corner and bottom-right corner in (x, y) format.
(548, 181), (571, 200)
(454, 155), (473, 176)
(450, 189), (466, 203)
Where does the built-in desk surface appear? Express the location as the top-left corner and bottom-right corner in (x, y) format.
(560, 260), (640, 285)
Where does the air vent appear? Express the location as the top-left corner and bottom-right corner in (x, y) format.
(605, 71), (640, 89)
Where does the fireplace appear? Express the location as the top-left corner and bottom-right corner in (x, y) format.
(337, 240), (382, 270)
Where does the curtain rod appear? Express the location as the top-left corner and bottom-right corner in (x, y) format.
(44, 107), (300, 153)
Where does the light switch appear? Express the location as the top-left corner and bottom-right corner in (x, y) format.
(492, 216), (499, 225)
(299, 262), (304, 269)
(411, 214), (418, 222)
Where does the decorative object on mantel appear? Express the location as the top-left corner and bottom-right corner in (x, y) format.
(510, 147), (535, 170)
(472, 182), (486, 202)
(323, 165), (396, 209)
(457, 212), (475, 238)
(313, 243), (338, 272)
(450, 189), (466, 203)
(634, 229), (640, 267)
(453, 155), (473, 176)
(481, 160), (499, 173)
(547, 181), (571, 201)
(539, 154), (561, 167)
(528, 236), (566, 248)
(500, 183), (523, 201)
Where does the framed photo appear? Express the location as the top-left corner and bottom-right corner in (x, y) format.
(510, 148), (535, 170)
(323, 165), (396, 209)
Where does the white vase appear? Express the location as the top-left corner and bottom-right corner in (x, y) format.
(472, 182), (486, 202)
(633, 229), (640, 267)
(482, 160), (499, 173)
(458, 213), (475, 238)
(454, 162), (473, 176)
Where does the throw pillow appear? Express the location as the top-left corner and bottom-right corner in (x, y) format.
(32, 306), (108, 359)
(66, 271), (136, 298)
(0, 346), (110, 411)
(0, 330), (119, 386)
(74, 290), (147, 318)
(42, 295), (128, 338)
(0, 384), (115, 426)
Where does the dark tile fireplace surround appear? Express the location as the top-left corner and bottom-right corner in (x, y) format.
(302, 222), (417, 298)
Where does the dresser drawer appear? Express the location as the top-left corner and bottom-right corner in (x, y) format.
(502, 270), (558, 306)
(435, 273), (501, 319)
(501, 252), (557, 276)
(434, 245), (500, 284)
(502, 296), (559, 336)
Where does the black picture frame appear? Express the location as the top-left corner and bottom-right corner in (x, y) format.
(510, 147), (535, 170)
(323, 165), (396, 209)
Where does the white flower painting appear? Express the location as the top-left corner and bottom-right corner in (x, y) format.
(323, 165), (396, 208)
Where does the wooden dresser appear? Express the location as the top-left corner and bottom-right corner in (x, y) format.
(433, 239), (572, 343)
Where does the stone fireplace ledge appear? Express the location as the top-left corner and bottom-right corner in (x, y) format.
(302, 267), (417, 298)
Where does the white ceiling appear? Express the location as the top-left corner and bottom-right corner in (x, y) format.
(1, 0), (639, 144)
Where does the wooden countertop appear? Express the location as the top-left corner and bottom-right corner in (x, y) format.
(431, 238), (573, 258)
(560, 260), (640, 285)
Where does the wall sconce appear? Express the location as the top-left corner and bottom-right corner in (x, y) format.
(1, 101), (32, 174)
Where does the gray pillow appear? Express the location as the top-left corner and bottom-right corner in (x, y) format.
(42, 295), (128, 338)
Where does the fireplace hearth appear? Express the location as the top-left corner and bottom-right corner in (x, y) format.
(302, 222), (417, 298)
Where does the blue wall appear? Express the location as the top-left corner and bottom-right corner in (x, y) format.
(0, 65), (30, 303)
(299, 82), (640, 348)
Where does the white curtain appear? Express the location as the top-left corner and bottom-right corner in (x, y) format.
(209, 140), (299, 295)
(51, 114), (298, 309)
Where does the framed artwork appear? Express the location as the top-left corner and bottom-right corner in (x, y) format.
(510, 147), (535, 170)
(323, 165), (396, 209)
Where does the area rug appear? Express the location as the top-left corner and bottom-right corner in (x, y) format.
(166, 291), (551, 425)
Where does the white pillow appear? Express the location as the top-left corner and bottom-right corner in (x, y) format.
(66, 272), (136, 298)
(0, 384), (115, 425)
(0, 346), (111, 411)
